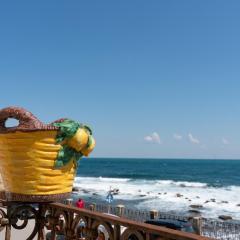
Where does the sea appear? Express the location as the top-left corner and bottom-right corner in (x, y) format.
(73, 158), (240, 220)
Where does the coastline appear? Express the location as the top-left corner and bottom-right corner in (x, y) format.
(72, 177), (240, 221)
(74, 158), (240, 220)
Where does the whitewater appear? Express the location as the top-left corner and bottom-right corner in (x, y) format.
(74, 176), (240, 220)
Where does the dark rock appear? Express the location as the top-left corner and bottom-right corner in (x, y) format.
(190, 204), (203, 209)
(176, 193), (183, 198)
(196, 196), (200, 199)
(139, 194), (147, 197)
(204, 200), (210, 204)
(164, 192), (167, 195)
(210, 198), (216, 202)
(72, 187), (80, 192)
(158, 193), (161, 195)
(218, 215), (232, 221)
(188, 209), (201, 215)
(236, 204), (240, 207)
(92, 193), (98, 196)
(82, 189), (90, 194)
(221, 201), (228, 204)
(179, 184), (186, 187)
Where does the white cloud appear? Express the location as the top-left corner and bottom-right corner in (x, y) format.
(188, 133), (200, 144)
(222, 137), (229, 145)
(173, 133), (183, 140)
(200, 144), (207, 149)
(144, 132), (161, 144)
(144, 136), (153, 142)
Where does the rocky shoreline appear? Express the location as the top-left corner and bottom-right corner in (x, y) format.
(72, 186), (240, 222)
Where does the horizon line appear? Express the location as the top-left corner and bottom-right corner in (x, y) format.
(87, 157), (240, 161)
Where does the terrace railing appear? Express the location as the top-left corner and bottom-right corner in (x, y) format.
(84, 202), (240, 240)
(0, 201), (211, 240)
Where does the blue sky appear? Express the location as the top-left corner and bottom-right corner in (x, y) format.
(0, 1), (240, 159)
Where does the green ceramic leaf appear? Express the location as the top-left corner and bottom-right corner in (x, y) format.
(53, 119), (80, 143)
(53, 119), (91, 168)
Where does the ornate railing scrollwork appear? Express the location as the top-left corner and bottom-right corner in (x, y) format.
(121, 228), (145, 240)
(0, 208), (8, 232)
(0, 203), (40, 240)
(0, 201), (212, 240)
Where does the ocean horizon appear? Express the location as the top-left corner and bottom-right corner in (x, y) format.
(74, 158), (240, 220)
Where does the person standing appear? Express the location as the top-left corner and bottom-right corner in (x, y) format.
(76, 198), (85, 209)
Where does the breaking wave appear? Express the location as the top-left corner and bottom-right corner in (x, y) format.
(74, 176), (240, 219)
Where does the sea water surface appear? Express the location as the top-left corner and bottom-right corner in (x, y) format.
(74, 158), (240, 219)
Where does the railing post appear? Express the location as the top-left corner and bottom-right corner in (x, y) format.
(114, 224), (121, 240)
(89, 203), (96, 211)
(192, 217), (202, 235)
(116, 205), (125, 217)
(5, 206), (11, 240)
(65, 198), (73, 206)
(37, 204), (46, 240)
(149, 210), (158, 220)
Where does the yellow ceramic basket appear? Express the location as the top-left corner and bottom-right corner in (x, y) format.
(0, 107), (86, 202)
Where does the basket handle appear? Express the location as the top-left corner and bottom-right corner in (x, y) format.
(0, 106), (43, 132)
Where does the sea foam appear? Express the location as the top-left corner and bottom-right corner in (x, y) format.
(74, 176), (240, 219)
